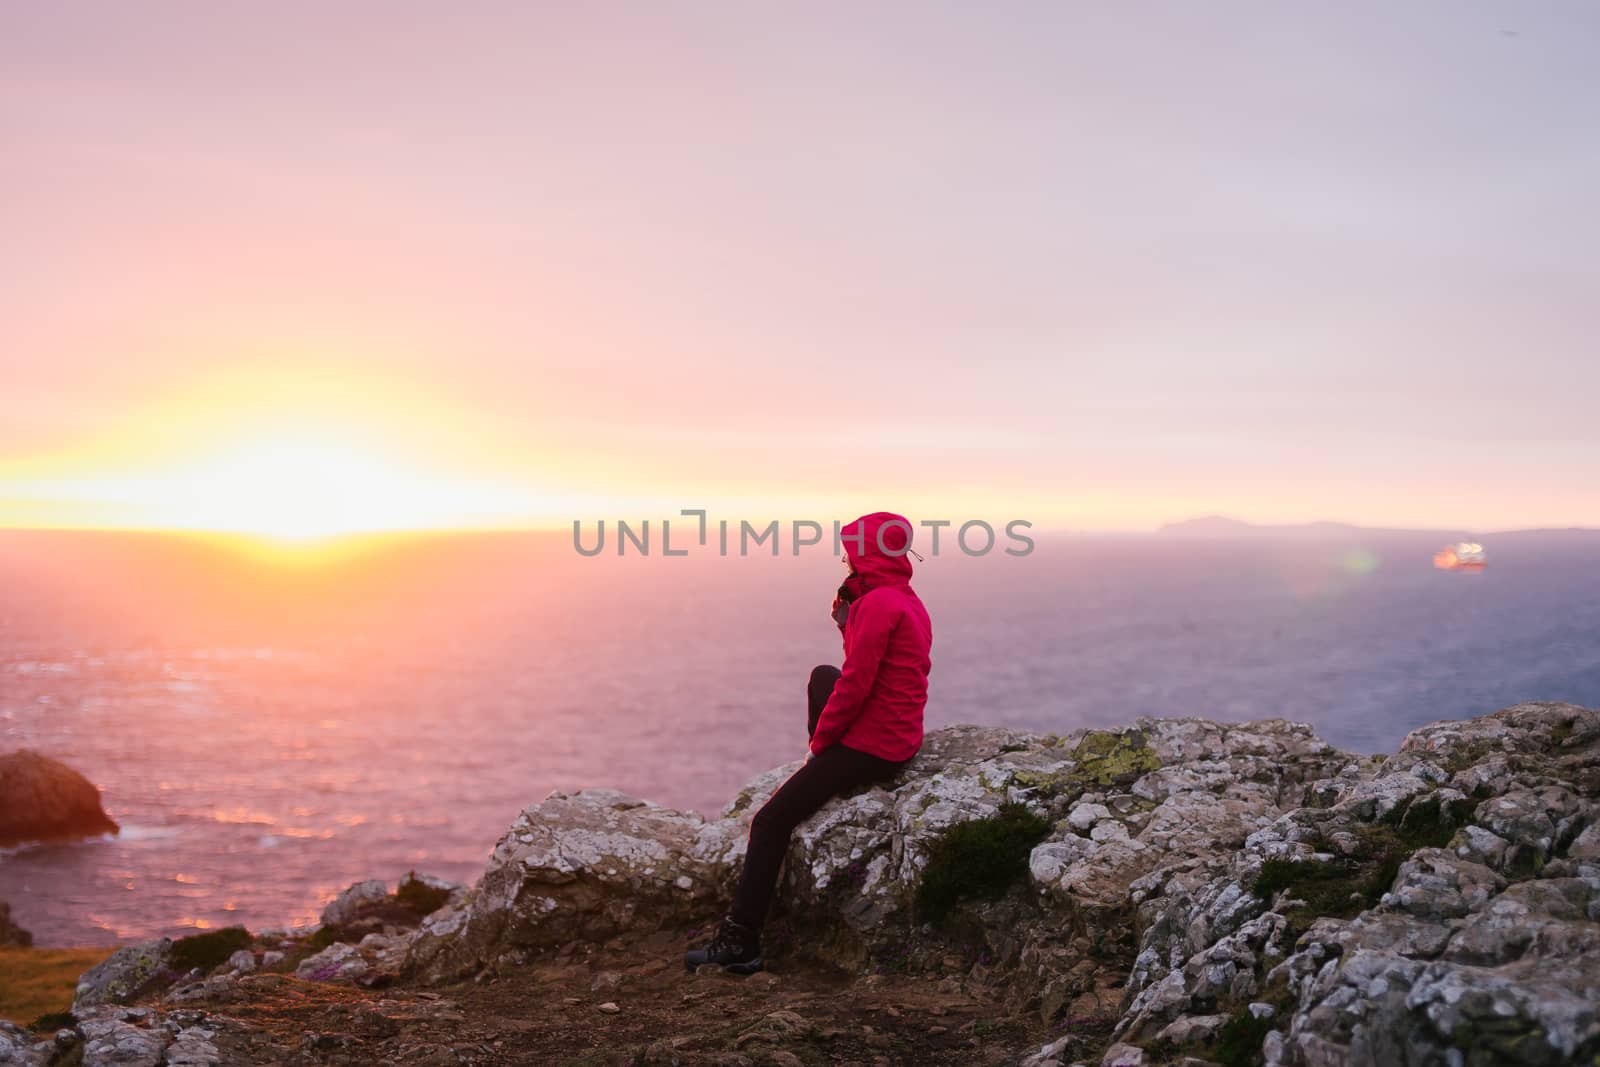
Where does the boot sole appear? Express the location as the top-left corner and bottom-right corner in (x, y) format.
(684, 957), (765, 975)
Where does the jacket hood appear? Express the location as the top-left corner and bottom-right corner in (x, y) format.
(842, 512), (915, 587)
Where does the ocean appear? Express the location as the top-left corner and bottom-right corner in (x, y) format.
(2, 527), (1598, 947)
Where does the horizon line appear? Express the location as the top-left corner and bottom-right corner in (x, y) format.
(0, 517), (1595, 543)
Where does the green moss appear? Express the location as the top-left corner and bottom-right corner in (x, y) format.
(1380, 792), (1474, 849)
(308, 923), (345, 950)
(1252, 858), (1368, 933)
(1139, 1036), (1180, 1061)
(1444, 741), (1498, 773)
(1450, 1015), (1568, 1065)
(28, 1010), (77, 1033)
(916, 803), (1052, 925)
(1360, 849), (1406, 909)
(396, 873), (451, 917)
(1254, 793), (1479, 941)
(169, 926), (253, 973)
(1209, 1006), (1279, 1067)
(1505, 846), (1544, 879)
(1253, 858), (1354, 903)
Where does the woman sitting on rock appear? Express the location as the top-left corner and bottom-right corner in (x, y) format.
(685, 511), (934, 973)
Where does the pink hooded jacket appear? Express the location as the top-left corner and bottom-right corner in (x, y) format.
(809, 512), (933, 761)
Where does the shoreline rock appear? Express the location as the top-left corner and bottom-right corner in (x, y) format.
(24, 701), (1600, 1066)
(0, 749), (119, 849)
(0, 900), (33, 947)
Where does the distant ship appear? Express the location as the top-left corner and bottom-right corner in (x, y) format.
(1434, 542), (1487, 570)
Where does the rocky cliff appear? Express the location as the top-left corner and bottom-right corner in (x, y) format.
(4, 701), (1596, 1066)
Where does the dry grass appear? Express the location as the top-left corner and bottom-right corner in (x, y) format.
(0, 947), (113, 1027)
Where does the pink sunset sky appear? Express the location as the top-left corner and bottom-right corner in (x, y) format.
(2, 3), (1597, 536)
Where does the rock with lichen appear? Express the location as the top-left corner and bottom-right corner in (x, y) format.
(74, 938), (174, 1008)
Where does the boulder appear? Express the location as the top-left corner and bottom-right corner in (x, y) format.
(407, 788), (728, 981)
(295, 941), (372, 984)
(74, 938), (173, 1008)
(310, 872), (467, 952)
(0, 749), (118, 848)
(320, 879), (390, 927)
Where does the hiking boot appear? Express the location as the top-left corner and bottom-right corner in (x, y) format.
(683, 916), (763, 974)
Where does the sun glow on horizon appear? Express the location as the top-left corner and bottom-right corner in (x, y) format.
(173, 432), (478, 540)
(3, 428), (558, 542)
(0, 368), (1588, 538)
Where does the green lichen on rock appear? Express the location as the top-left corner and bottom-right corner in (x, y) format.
(1013, 729), (1163, 800)
(916, 802), (1052, 925)
(74, 939), (173, 1006)
(1066, 728), (1162, 788)
(1010, 767), (1081, 801)
(170, 925), (252, 972)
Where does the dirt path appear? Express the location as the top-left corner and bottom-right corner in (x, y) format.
(190, 925), (1096, 1066)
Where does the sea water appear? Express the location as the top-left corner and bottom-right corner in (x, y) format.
(2, 528), (1597, 946)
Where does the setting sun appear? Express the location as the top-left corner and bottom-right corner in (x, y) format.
(1, 420), (553, 540)
(154, 425), (575, 540)
(159, 433), (469, 541)
(0, 362), (580, 537)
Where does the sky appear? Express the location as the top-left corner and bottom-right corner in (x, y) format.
(2, 3), (1597, 536)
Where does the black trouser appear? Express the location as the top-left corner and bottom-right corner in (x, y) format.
(727, 665), (910, 932)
